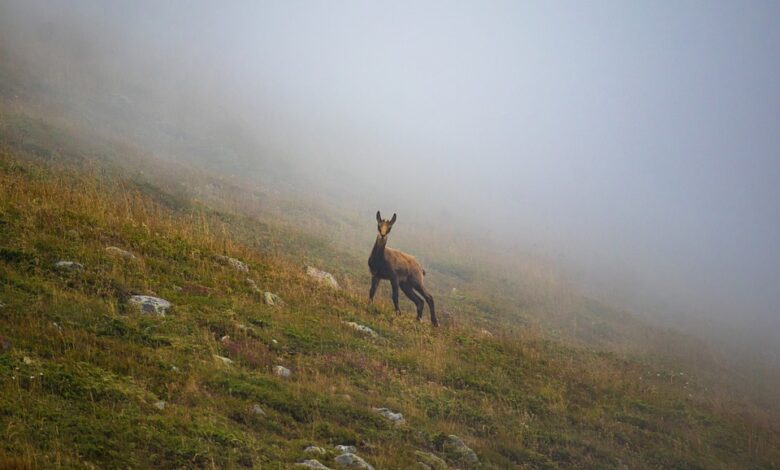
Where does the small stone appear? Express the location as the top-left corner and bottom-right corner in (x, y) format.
(154, 400), (166, 410)
(442, 435), (478, 464)
(273, 365), (291, 378)
(264, 292), (285, 306)
(246, 278), (262, 294)
(171, 366), (180, 372)
(216, 255), (249, 273)
(334, 453), (374, 470)
(23, 356), (33, 365)
(54, 260), (84, 271)
(128, 295), (172, 316)
(304, 446), (327, 455)
(373, 407), (405, 425)
(296, 460), (332, 469)
(306, 266), (339, 289)
(252, 404), (266, 416)
(415, 451), (448, 470)
(344, 321), (378, 338)
(214, 355), (234, 366)
(105, 246), (135, 259)
(272, 339), (278, 345)
(335, 445), (356, 454)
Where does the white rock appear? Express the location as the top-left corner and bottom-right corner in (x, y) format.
(54, 260), (84, 271)
(154, 400), (166, 410)
(273, 365), (291, 378)
(334, 453), (374, 470)
(214, 355), (234, 366)
(105, 246), (135, 259)
(246, 278), (262, 294)
(216, 255), (249, 272)
(252, 404), (266, 416)
(304, 446), (327, 455)
(335, 445), (356, 454)
(129, 295), (171, 316)
(296, 460), (333, 469)
(373, 407), (405, 425)
(344, 322), (378, 338)
(264, 292), (285, 306)
(306, 266), (339, 289)
(443, 435), (478, 464)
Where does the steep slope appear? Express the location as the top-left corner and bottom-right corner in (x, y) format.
(1, 130), (779, 469)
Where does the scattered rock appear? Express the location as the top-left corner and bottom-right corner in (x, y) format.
(54, 260), (84, 271)
(23, 356), (33, 365)
(296, 460), (333, 469)
(415, 451), (448, 470)
(343, 321), (378, 338)
(334, 453), (374, 470)
(214, 355), (234, 366)
(306, 266), (339, 289)
(246, 278), (262, 294)
(373, 407), (405, 425)
(273, 365), (291, 378)
(105, 246), (135, 259)
(304, 446), (327, 455)
(335, 445), (356, 454)
(264, 292), (285, 306)
(442, 435), (478, 464)
(171, 366), (180, 372)
(216, 255), (249, 273)
(128, 295), (172, 316)
(252, 404), (266, 416)
(154, 400), (166, 410)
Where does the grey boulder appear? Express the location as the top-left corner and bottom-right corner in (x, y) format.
(129, 295), (171, 316)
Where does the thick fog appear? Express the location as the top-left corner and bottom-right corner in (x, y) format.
(2, 1), (779, 352)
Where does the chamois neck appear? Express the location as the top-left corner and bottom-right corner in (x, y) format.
(372, 235), (388, 258)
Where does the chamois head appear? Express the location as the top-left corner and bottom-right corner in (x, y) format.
(376, 211), (396, 239)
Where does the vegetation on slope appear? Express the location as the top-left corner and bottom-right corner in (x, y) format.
(1, 118), (779, 469)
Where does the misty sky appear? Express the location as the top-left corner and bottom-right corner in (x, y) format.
(3, 1), (779, 339)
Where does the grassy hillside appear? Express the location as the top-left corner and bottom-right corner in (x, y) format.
(1, 116), (779, 470)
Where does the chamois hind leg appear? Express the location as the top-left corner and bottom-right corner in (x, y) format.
(400, 281), (425, 320)
(413, 282), (438, 326)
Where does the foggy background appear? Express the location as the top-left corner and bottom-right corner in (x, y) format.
(2, 1), (779, 356)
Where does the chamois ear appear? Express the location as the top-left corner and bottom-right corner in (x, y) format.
(376, 211), (382, 223)
(390, 213), (397, 224)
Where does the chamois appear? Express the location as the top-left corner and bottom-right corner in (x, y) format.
(368, 211), (437, 326)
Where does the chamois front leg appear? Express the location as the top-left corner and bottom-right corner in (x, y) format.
(368, 275), (380, 303)
(390, 276), (401, 314)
